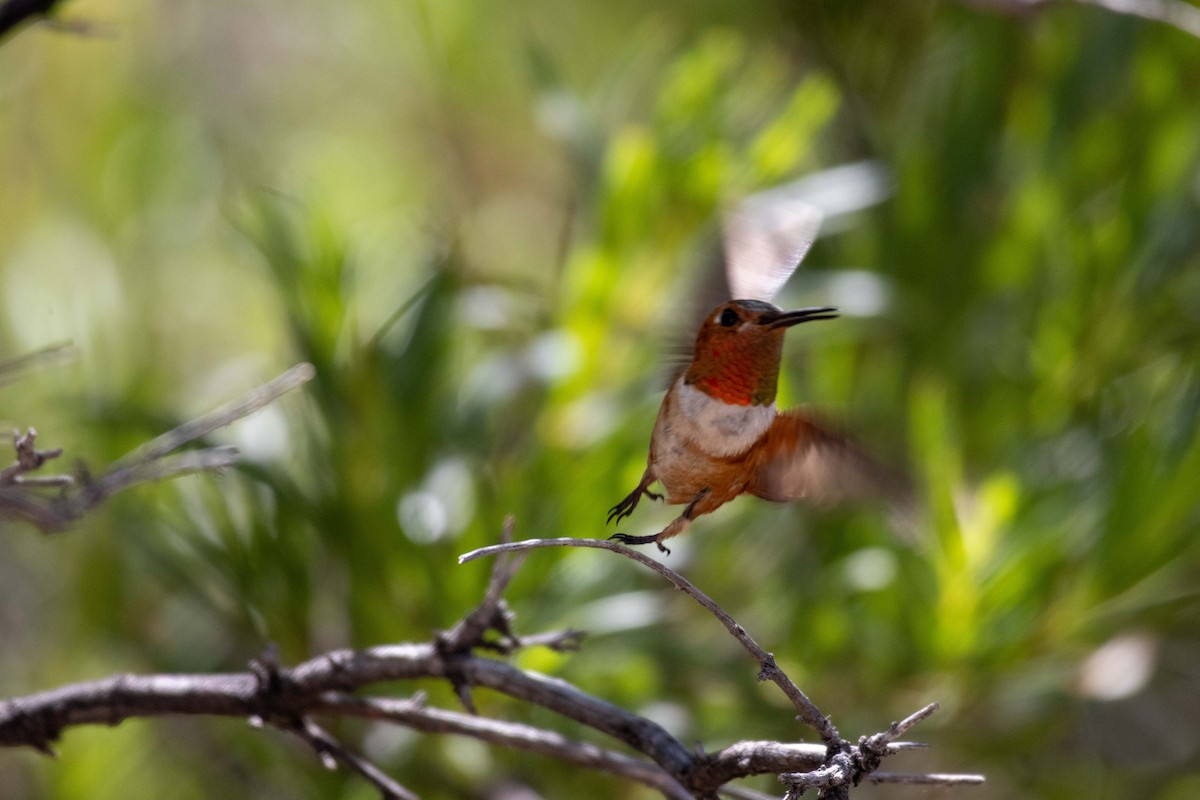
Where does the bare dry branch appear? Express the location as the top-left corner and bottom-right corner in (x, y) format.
(866, 771), (987, 786)
(855, 702), (940, 771)
(0, 363), (314, 533)
(0, 429), (66, 486)
(440, 516), (527, 655)
(111, 363), (316, 469)
(0, 523), (983, 798)
(291, 716), (419, 800)
(459, 537), (839, 743)
(0, 619), (977, 797)
(691, 739), (929, 792)
(459, 536), (983, 796)
(316, 694), (695, 800)
(0, 634), (695, 788)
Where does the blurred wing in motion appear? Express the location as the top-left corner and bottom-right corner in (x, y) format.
(719, 161), (890, 303)
(748, 409), (916, 534)
(721, 191), (823, 303)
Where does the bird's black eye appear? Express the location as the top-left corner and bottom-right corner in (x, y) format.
(719, 308), (739, 327)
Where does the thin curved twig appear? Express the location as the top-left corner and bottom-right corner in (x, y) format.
(0, 341), (75, 386)
(291, 717), (419, 800)
(458, 537), (839, 744)
(459, 536), (984, 794)
(111, 362), (316, 469)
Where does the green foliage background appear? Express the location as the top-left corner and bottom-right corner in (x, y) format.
(2, 1), (1200, 798)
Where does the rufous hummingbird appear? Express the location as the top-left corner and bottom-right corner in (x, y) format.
(608, 177), (905, 554)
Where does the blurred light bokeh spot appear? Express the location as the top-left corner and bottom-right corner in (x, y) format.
(1076, 631), (1160, 702)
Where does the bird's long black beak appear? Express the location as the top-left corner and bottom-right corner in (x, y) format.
(764, 306), (839, 329)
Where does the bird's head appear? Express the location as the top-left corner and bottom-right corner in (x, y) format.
(684, 300), (837, 406)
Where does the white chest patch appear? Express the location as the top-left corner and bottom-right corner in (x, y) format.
(672, 380), (775, 457)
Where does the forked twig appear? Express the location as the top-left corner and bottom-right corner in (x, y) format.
(0, 429), (66, 486)
(0, 363), (315, 533)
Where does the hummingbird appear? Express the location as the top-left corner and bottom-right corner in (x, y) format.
(607, 174), (906, 554)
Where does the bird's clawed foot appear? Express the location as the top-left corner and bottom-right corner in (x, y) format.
(607, 532), (671, 555)
(606, 481), (663, 525)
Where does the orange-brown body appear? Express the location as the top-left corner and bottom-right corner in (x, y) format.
(609, 299), (888, 553)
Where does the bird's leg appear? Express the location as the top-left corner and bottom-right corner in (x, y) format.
(609, 489), (709, 555)
(606, 469), (662, 525)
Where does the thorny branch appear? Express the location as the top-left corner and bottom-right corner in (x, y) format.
(0, 525), (984, 798)
(0, 363), (316, 533)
